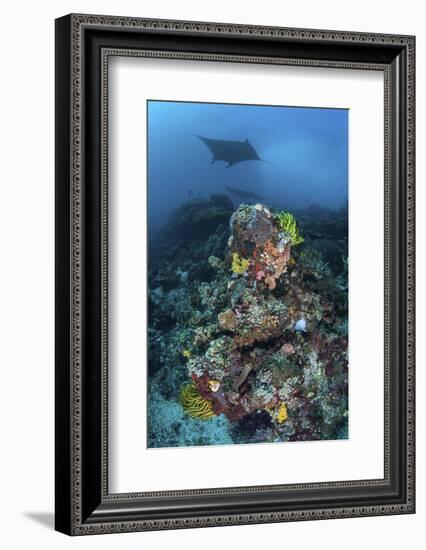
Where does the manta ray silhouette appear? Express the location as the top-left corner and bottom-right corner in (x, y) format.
(194, 134), (269, 168)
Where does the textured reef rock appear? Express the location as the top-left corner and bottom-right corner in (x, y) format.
(148, 199), (348, 447)
(184, 203), (348, 441)
(155, 194), (234, 245)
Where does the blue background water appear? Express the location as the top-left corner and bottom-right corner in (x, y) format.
(148, 100), (348, 232)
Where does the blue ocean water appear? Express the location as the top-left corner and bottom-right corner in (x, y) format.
(147, 100), (348, 233)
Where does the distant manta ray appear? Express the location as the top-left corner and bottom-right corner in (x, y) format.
(194, 134), (271, 168)
(225, 185), (263, 202)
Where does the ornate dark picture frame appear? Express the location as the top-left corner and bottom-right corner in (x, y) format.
(55, 14), (415, 535)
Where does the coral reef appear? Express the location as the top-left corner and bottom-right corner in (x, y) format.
(148, 196), (348, 447)
(148, 380), (232, 447)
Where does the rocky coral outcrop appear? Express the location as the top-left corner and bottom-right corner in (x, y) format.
(182, 204), (348, 439)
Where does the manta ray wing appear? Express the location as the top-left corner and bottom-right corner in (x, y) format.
(194, 134), (263, 167)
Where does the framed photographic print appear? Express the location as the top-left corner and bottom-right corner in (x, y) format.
(55, 14), (415, 535)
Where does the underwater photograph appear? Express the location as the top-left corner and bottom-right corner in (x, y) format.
(147, 100), (349, 448)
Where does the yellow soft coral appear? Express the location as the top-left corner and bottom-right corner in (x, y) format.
(277, 403), (288, 424)
(231, 252), (250, 274)
(179, 383), (216, 420)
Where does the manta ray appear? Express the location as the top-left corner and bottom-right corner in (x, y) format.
(194, 134), (269, 168)
(225, 185), (263, 202)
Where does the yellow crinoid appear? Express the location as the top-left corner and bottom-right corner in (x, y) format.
(275, 211), (304, 246)
(179, 383), (216, 420)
